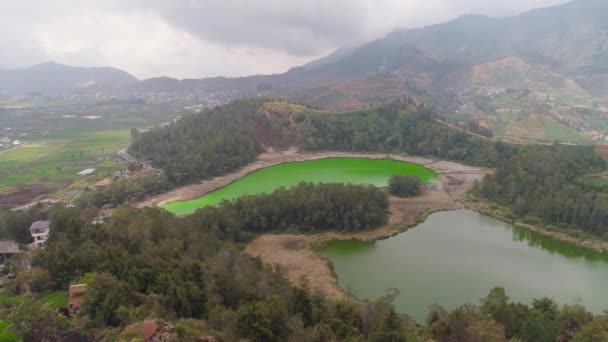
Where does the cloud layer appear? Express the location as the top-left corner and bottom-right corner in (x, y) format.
(0, 0), (569, 79)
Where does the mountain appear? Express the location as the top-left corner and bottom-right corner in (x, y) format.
(0, 62), (138, 96)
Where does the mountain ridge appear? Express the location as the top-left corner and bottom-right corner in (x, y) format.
(0, 61), (138, 96)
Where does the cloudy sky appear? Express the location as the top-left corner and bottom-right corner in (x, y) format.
(0, 0), (569, 79)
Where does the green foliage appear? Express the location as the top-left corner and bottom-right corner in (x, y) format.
(476, 144), (608, 235)
(130, 99), (264, 185)
(80, 173), (172, 208)
(41, 291), (68, 310)
(208, 182), (389, 234)
(573, 317), (608, 342)
(0, 206), (47, 243)
(8, 294), (68, 341)
(79, 273), (133, 327)
(389, 174), (422, 197)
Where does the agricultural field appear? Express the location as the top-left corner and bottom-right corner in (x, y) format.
(471, 90), (599, 144)
(0, 98), (180, 207)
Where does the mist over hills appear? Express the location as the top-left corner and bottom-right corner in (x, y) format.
(0, 62), (138, 96)
(4, 0), (608, 110)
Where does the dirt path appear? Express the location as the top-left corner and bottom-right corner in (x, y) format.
(244, 160), (486, 299)
(135, 148), (487, 208)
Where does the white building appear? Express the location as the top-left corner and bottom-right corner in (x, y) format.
(30, 221), (51, 248)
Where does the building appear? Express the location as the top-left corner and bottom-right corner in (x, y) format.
(77, 168), (96, 176)
(30, 220), (50, 248)
(0, 240), (19, 263)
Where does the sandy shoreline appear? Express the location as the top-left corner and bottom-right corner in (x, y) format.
(135, 148), (486, 208)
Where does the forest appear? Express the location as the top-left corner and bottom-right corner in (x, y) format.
(2, 192), (608, 341)
(3, 195), (608, 341)
(473, 144), (608, 237)
(130, 99), (499, 185)
(129, 100), (264, 185)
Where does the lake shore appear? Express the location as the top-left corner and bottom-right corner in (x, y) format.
(244, 157), (486, 299)
(464, 198), (608, 254)
(135, 148), (487, 209)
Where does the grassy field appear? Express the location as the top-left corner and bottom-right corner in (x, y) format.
(0, 130), (129, 195)
(0, 320), (20, 342)
(540, 118), (590, 144)
(0, 98), (179, 204)
(41, 291), (68, 310)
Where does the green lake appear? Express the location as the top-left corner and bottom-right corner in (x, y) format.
(322, 209), (608, 322)
(162, 157), (437, 216)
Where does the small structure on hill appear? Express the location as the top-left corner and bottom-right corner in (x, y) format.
(68, 284), (87, 314)
(30, 220), (50, 248)
(77, 168), (96, 176)
(0, 240), (19, 263)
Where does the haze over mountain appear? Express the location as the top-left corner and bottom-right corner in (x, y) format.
(4, 0), (607, 108)
(87, 0), (602, 110)
(0, 61), (137, 96)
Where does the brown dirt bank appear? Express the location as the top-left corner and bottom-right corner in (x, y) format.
(135, 148), (487, 208)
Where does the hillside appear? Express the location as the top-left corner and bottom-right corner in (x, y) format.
(111, 0), (608, 144)
(0, 62), (137, 96)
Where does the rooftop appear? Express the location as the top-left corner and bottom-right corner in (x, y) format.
(78, 168), (96, 175)
(0, 240), (19, 254)
(30, 220), (50, 234)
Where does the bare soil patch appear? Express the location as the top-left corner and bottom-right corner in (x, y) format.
(0, 184), (53, 209)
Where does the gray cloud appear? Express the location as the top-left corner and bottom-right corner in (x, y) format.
(0, 0), (569, 78)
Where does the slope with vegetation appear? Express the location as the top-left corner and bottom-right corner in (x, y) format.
(3, 187), (608, 340)
(122, 98), (608, 241)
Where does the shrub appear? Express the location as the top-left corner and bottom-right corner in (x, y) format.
(388, 175), (422, 197)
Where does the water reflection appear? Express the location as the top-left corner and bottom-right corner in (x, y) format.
(512, 226), (608, 264)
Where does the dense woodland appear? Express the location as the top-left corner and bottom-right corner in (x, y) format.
(129, 100), (263, 185)
(130, 99), (498, 185)
(294, 103), (497, 166)
(473, 144), (608, 237)
(3, 192), (608, 341)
